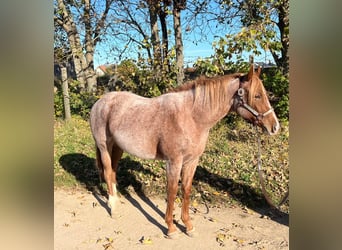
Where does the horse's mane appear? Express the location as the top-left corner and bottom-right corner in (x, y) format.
(169, 73), (242, 111)
(170, 73), (240, 93)
(170, 72), (266, 110)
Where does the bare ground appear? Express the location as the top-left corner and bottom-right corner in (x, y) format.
(54, 188), (289, 250)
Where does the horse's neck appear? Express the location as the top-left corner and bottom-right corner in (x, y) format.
(189, 92), (231, 129)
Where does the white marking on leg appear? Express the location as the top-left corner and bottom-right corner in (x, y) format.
(112, 183), (117, 196)
(108, 184), (119, 214)
(108, 195), (117, 210)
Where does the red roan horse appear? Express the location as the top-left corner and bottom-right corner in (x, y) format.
(89, 64), (280, 238)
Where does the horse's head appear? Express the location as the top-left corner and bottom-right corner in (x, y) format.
(234, 65), (280, 135)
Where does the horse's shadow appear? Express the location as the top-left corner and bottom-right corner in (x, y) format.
(194, 165), (289, 226)
(59, 153), (288, 232)
(58, 153), (100, 191)
(59, 154), (171, 235)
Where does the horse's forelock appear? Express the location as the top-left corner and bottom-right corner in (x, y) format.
(248, 75), (265, 107)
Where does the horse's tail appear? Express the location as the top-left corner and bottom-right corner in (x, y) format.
(95, 146), (104, 181)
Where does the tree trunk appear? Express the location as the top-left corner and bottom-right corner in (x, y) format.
(85, 54), (97, 93)
(159, 0), (170, 73)
(148, 1), (162, 81)
(173, 1), (185, 85)
(84, 0), (97, 92)
(57, 0), (87, 89)
(61, 66), (71, 121)
(68, 34), (87, 90)
(276, 2), (289, 77)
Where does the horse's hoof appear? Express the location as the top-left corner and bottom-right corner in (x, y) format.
(186, 228), (196, 238)
(166, 230), (179, 239)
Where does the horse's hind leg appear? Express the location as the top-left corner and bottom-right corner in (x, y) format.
(97, 144), (116, 214)
(96, 146), (105, 181)
(109, 145), (123, 209)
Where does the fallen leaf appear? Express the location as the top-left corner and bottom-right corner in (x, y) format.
(192, 200), (199, 207)
(140, 236), (153, 245)
(233, 238), (245, 245)
(175, 197), (181, 204)
(208, 217), (216, 222)
(102, 242), (113, 249)
(216, 233), (227, 243)
(105, 237), (114, 243)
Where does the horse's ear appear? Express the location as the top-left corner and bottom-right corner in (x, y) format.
(256, 66), (262, 77)
(247, 64), (254, 80)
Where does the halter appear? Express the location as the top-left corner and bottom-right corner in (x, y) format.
(236, 87), (274, 121)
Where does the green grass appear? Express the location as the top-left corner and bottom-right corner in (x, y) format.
(54, 115), (289, 212)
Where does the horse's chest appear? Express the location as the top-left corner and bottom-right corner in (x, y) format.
(158, 129), (208, 161)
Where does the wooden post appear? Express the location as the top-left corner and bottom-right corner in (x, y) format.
(61, 66), (71, 121)
(249, 55), (254, 65)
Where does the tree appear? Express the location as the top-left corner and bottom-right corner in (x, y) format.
(173, 0), (186, 84)
(54, 0), (115, 92)
(213, 0), (289, 76)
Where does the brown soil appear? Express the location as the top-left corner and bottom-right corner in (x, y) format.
(54, 188), (288, 249)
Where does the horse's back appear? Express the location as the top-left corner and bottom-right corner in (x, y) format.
(91, 91), (147, 122)
(90, 91), (162, 158)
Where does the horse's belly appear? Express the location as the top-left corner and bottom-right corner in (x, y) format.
(114, 132), (157, 160)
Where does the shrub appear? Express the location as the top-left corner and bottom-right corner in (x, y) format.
(261, 68), (289, 121)
(54, 80), (100, 120)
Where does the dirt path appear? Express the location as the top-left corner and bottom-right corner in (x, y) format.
(54, 188), (289, 249)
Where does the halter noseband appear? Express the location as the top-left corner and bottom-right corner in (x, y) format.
(236, 87), (274, 120)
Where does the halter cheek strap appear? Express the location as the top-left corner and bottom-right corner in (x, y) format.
(236, 88), (274, 120)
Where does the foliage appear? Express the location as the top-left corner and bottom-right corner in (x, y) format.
(54, 116), (289, 212)
(193, 56), (250, 76)
(215, 0), (289, 76)
(54, 80), (100, 119)
(193, 57), (223, 77)
(110, 59), (177, 97)
(261, 68), (289, 120)
(54, 88), (64, 118)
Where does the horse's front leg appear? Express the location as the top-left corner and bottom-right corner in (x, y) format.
(181, 158), (199, 237)
(165, 159), (182, 238)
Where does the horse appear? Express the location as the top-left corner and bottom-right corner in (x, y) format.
(89, 64), (280, 238)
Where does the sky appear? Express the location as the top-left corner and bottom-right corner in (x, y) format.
(94, 32), (274, 69)
(92, 2), (275, 68)
(94, 36), (218, 68)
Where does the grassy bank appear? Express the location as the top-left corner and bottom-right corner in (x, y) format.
(54, 115), (289, 212)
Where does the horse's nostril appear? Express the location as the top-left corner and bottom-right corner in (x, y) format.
(273, 124), (280, 133)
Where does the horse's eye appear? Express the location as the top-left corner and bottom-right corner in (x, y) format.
(255, 94), (261, 99)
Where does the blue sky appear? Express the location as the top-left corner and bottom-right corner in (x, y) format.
(94, 38), (216, 68)
(94, 39), (274, 68)
(93, 2), (275, 68)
